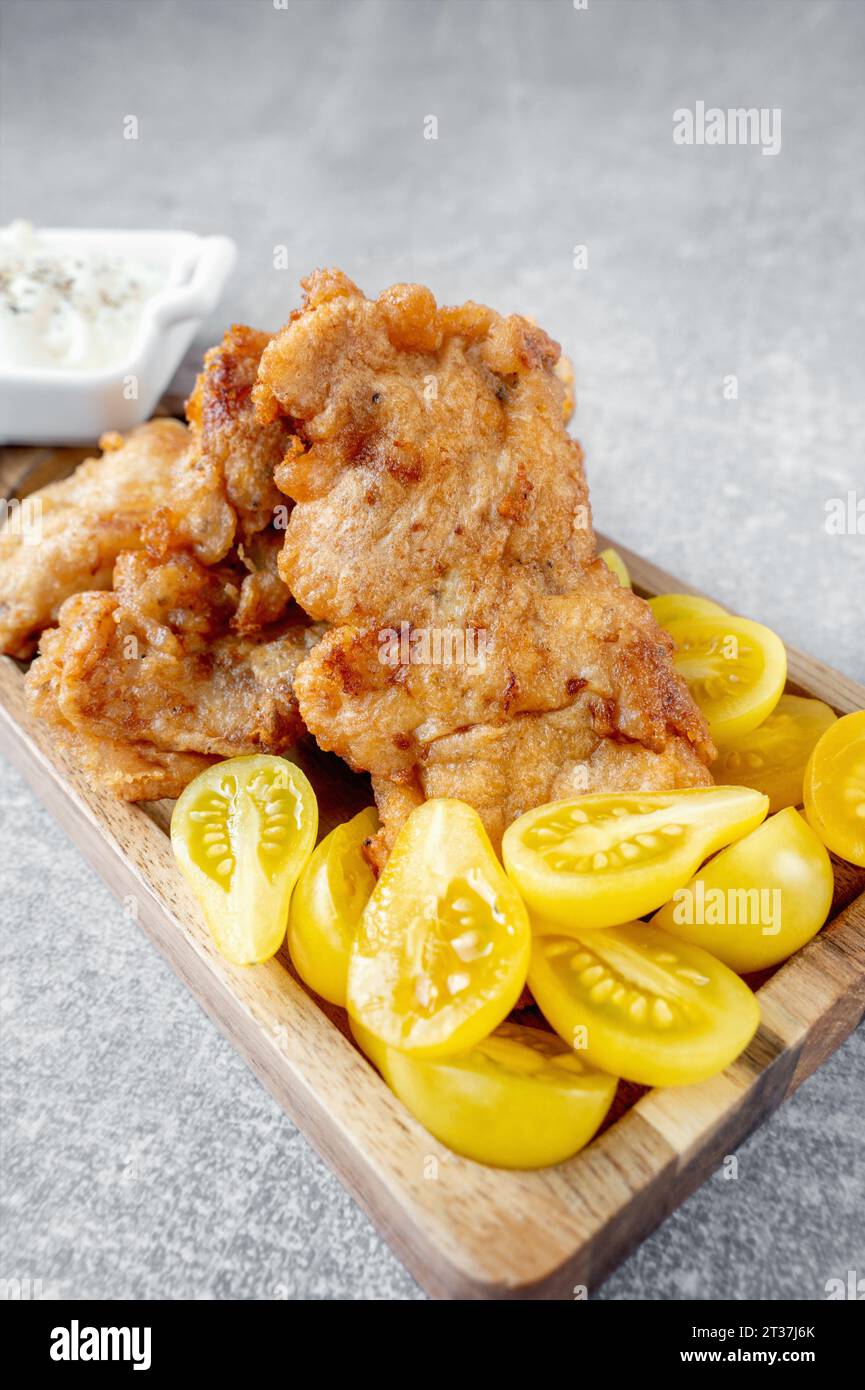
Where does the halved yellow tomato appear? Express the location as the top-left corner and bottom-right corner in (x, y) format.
(649, 593), (727, 628)
(713, 694), (837, 812)
(804, 711), (865, 866)
(528, 922), (760, 1086)
(599, 547), (631, 588)
(350, 1016), (391, 1074)
(666, 613), (787, 742)
(171, 755), (318, 966)
(651, 807), (833, 973)
(354, 1020), (617, 1169)
(347, 799), (531, 1058)
(287, 807), (378, 1005)
(502, 787), (768, 930)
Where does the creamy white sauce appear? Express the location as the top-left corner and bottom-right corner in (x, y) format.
(0, 221), (167, 371)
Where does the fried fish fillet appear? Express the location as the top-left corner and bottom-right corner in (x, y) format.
(1, 326), (291, 658)
(0, 418), (234, 657)
(26, 550), (321, 799)
(184, 324), (292, 544)
(255, 270), (714, 866)
(234, 526), (295, 634)
(28, 675), (217, 803)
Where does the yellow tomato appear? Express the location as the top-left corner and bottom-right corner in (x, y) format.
(528, 922), (760, 1087)
(356, 1020), (617, 1170)
(651, 808), (833, 973)
(350, 1015), (391, 1074)
(287, 807), (378, 1005)
(713, 694), (837, 812)
(666, 613), (787, 742)
(804, 710), (865, 866)
(649, 593), (727, 628)
(599, 547), (631, 588)
(171, 755), (318, 966)
(502, 787), (768, 931)
(347, 799), (530, 1059)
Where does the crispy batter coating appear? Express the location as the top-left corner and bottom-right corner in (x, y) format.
(0, 419), (234, 657)
(256, 270), (713, 865)
(1, 327), (293, 658)
(234, 527), (293, 634)
(31, 683), (216, 802)
(25, 550), (321, 798)
(184, 324), (292, 544)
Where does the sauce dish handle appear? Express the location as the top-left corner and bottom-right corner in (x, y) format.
(151, 235), (237, 329)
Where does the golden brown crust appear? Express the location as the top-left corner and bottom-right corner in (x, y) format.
(185, 325), (292, 544)
(25, 618), (217, 800)
(25, 550), (318, 797)
(256, 271), (714, 866)
(1, 323), (297, 666)
(0, 419), (234, 658)
(15, 329), (305, 797)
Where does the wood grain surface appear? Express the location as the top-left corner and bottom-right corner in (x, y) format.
(1, 452), (863, 1300)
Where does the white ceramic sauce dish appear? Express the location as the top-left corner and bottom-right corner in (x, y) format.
(0, 228), (236, 444)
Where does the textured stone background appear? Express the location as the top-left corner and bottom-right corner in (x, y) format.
(0, 0), (862, 1301)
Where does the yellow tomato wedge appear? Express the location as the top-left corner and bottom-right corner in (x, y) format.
(651, 808), (833, 973)
(354, 1020), (616, 1169)
(350, 1016), (391, 1074)
(287, 807), (378, 1005)
(649, 593), (727, 628)
(666, 613), (787, 742)
(713, 694), (837, 812)
(502, 787), (768, 931)
(804, 710), (865, 866)
(529, 922), (760, 1087)
(347, 799), (531, 1058)
(599, 547), (631, 588)
(170, 755), (317, 966)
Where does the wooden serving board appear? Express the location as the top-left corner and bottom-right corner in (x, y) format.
(2, 449), (864, 1300)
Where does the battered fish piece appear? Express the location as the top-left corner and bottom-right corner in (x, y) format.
(30, 680), (216, 802)
(26, 550), (321, 798)
(24, 566), (217, 801)
(234, 527), (294, 634)
(184, 324), (292, 544)
(1, 327), (292, 658)
(0, 419), (234, 658)
(145, 326), (293, 625)
(256, 270), (714, 865)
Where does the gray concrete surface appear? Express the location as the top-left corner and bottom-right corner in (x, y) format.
(1, 0), (863, 1301)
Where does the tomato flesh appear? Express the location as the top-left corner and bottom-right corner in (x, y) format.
(502, 786), (768, 930)
(652, 807), (833, 972)
(171, 755), (318, 966)
(713, 694), (837, 813)
(287, 807), (378, 1005)
(347, 799), (531, 1058)
(529, 922), (760, 1087)
(667, 613), (787, 742)
(804, 711), (865, 866)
